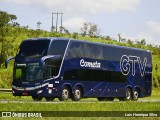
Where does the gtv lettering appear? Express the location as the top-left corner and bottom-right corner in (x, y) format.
(120, 55), (147, 76)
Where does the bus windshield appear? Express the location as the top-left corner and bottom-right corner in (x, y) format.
(14, 63), (44, 82)
(17, 40), (50, 58)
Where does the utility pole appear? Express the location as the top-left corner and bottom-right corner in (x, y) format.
(51, 13), (54, 32)
(61, 13), (63, 33)
(51, 12), (63, 33)
(56, 12), (58, 32)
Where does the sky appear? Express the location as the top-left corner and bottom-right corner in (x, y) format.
(1, 0), (160, 45)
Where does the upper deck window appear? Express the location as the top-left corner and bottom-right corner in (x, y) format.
(48, 40), (68, 56)
(84, 43), (103, 59)
(17, 40), (50, 58)
(66, 42), (85, 59)
(67, 41), (103, 60)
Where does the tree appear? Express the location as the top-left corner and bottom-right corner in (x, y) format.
(80, 22), (101, 37)
(80, 22), (88, 37)
(0, 11), (17, 65)
(140, 39), (146, 45)
(121, 38), (126, 43)
(72, 32), (78, 39)
(88, 23), (99, 38)
(60, 26), (70, 34)
(37, 21), (41, 30)
(51, 25), (55, 32)
(127, 39), (133, 46)
(9, 14), (18, 26)
(106, 36), (112, 40)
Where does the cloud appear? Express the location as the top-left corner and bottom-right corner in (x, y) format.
(119, 21), (160, 46)
(137, 32), (155, 45)
(147, 21), (160, 37)
(120, 32), (159, 46)
(1, 0), (141, 15)
(63, 17), (86, 33)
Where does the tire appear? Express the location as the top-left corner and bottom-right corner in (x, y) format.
(72, 87), (82, 101)
(32, 96), (43, 101)
(45, 97), (55, 101)
(58, 86), (70, 101)
(97, 97), (106, 101)
(106, 97), (114, 101)
(132, 89), (139, 101)
(124, 88), (132, 101)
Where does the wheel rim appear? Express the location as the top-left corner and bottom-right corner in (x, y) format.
(133, 91), (138, 100)
(126, 89), (131, 100)
(75, 89), (81, 99)
(62, 89), (69, 99)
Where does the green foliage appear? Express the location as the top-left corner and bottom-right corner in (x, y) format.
(0, 101), (160, 111)
(153, 76), (159, 88)
(153, 75), (160, 88)
(0, 67), (12, 88)
(80, 22), (101, 37)
(0, 11), (18, 65)
(72, 32), (78, 39)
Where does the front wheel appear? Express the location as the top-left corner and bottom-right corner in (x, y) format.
(72, 87), (82, 101)
(58, 87), (70, 101)
(32, 96), (43, 101)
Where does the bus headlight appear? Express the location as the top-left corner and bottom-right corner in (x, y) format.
(37, 90), (43, 94)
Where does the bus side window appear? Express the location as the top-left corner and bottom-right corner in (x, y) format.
(84, 43), (103, 60)
(67, 42), (85, 59)
(48, 40), (68, 56)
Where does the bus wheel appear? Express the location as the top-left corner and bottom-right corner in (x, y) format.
(45, 97), (55, 101)
(132, 89), (139, 101)
(97, 97), (106, 101)
(59, 87), (70, 101)
(106, 97), (114, 101)
(32, 96), (43, 101)
(125, 88), (132, 101)
(72, 87), (82, 101)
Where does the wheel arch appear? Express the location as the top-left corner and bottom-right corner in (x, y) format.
(61, 83), (73, 97)
(125, 85), (133, 92)
(134, 86), (141, 97)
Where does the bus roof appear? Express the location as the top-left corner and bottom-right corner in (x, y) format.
(71, 39), (151, 53)
(23, 37), (151, 53)
(24, 37), (70, 41)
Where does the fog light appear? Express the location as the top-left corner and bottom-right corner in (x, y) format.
(12, 90), (15, 94)
(37, 90), (43, 94)
(48, 89), (52, 94)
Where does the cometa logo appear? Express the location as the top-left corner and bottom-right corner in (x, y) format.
(80, 59), (101, 68)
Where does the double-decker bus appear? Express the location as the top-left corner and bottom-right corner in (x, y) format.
(5, 37), (152, 101)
